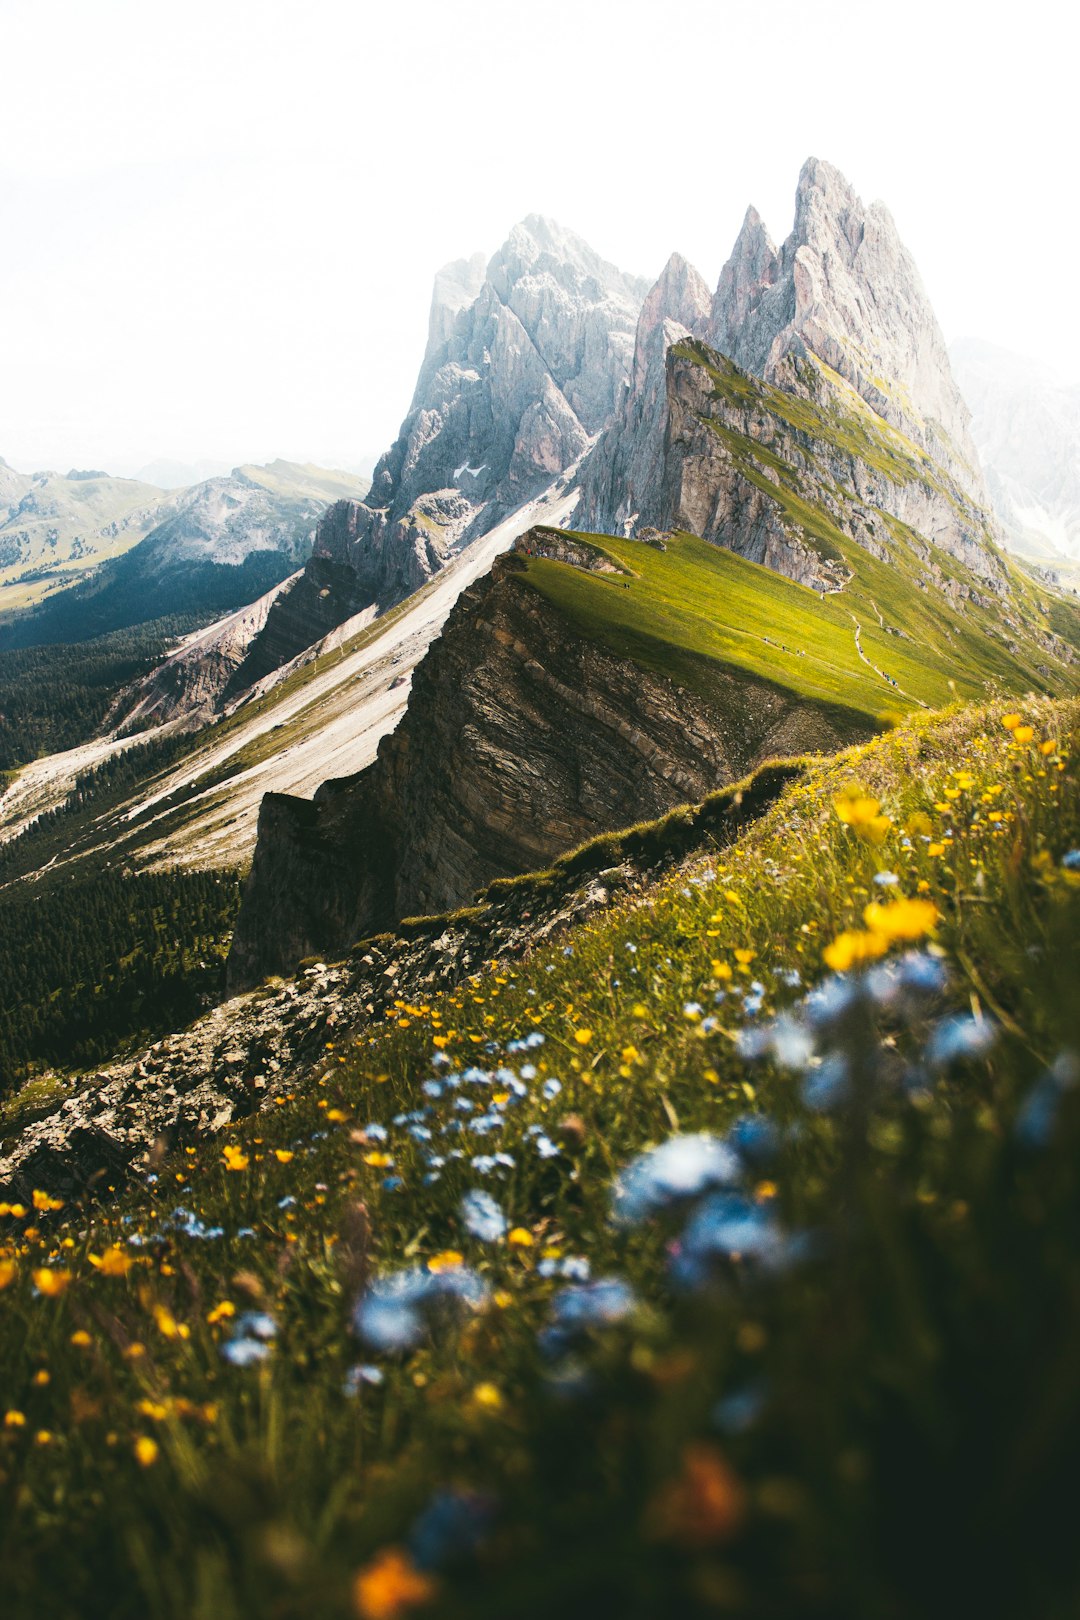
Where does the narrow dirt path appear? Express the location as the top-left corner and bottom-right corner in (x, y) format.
(849, 613), (929, 708)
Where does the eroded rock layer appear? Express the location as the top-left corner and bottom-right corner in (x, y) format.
(228, 536), (861, 985)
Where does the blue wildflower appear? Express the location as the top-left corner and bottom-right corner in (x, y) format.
(409, 1488), (495, 1572)
(343, 1364), (384, 1394)
(613, 1133), (741, 1224)
(726, 1113), (781, 1170)
(926, 1013), (997, 1068)
(220, 1337), (272, 1367)
(460, 1189), (507, 1242)
(1015, 1051), (1079, 1150)
(712, 1381), (767, 1436)
(801, 1053), (851, 1112)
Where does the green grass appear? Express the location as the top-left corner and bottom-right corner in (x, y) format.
(515, 529), (1077, 737)
(0, 699), (1077, 1617)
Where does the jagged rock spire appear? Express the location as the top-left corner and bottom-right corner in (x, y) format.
(709, 157), (984, 493)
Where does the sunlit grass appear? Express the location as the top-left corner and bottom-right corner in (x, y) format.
(0, 698), (1076, 1618)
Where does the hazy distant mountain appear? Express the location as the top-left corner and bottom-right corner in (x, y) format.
(951, 337), (1080, 576)
(135, 457), (233, 490)
(0, 460), (369, 648)
(0, 460), (174, 611)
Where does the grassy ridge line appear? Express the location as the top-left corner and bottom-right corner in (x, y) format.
(517, 531), (1077, 732)
(0, 698), (1075, 1616)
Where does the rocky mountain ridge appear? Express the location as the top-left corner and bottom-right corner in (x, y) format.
(226, 526), (870, 986)
(229, 219), (649, 690)
(580, 159), (1003, 603)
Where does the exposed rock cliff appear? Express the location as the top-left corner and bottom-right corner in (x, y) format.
(710, 158), (984, 496)
(236, 219), (648, 690)
(228, 532), (860, 986)
(580, 158), (1002, 599)
(578, 252), (712, 535)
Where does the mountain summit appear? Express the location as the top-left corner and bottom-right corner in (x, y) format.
(711, 157), (983, 491)
(229, 218), (649, 680)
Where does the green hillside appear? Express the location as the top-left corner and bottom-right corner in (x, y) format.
(0, 697), (1076, 1618)
(518, 526), (1079, 731)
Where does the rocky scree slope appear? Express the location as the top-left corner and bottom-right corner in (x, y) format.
(227, 530), (863, 987)
(0, 760), (800, 1200)
(230, 218), (648, 690)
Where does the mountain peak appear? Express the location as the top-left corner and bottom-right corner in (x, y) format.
(709, 157), (983, 491)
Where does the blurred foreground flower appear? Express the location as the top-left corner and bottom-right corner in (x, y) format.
(353, 1547), (436, 1620)
(646, 1443), (746, 1547)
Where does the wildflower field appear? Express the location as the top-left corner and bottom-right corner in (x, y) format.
(1, 698), (1077, 1620)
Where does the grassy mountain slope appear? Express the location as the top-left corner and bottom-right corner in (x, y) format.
(0, 470), (171, 612)
(0, 697), (1076, 1618)
(519, 524), (1079, 724)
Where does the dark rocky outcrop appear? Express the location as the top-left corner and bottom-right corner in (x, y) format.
(227, 532), (861, 986)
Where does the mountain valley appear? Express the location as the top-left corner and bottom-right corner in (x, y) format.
(2, 148), (1080, 1620)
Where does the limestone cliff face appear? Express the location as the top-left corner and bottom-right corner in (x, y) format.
(227, 535), (857, 986)
(710, 158), (985, 497)
(578, 252), (712, 536)
(235, 219), (648, 692)
(579, 158), (1005, 601)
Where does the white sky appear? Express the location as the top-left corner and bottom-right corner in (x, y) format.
(1, 0), (1074, 477)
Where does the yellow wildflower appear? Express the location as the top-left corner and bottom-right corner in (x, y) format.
(273, 1149), (295, 1164)
(152, 1304), (189, 1340)
(353, 1548), (437, 1620)
(574, 1028), (593, 1045)
(32, 1268), (72, 1297)
(222, 1145), (249, 1172)
(206, 1301), (236, 1325)
(31, 1190), (63, 1212)
(823, 930), (889, 972)
(4, 1410), (26, 1428)
(427, 1250), (464, 1273)
(1013, 725), (1034, 744)
(1002, 713), (1022, 731)
(471, 1382), (503, 1411)
(89, 1247), (133, 1278)
(862, 897), (939, 941)
(507, 1228), (534, 1247)
(70, 1330), (92, 1348)
(928, 842), (946, 857)
(134, 1436), (159, 1468)
(0, 1260), (16, 1290)
(734, 949), (755, 966)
